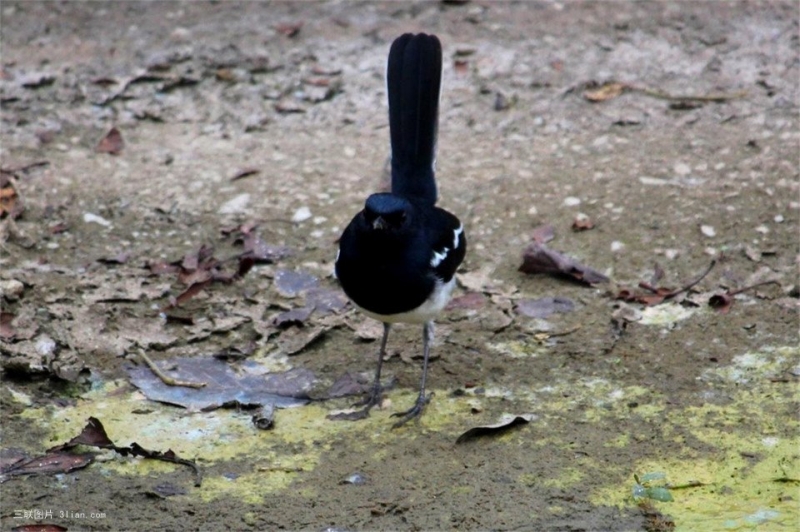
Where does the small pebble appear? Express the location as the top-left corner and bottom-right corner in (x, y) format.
(611, 241), (625, 252)
(774, 214), (784, 223)
(217, 193), (251, 214)
(0, 279), (25, 300)
(674, 162), (691, 176)
(83, 212), (112, 227)
(35, 335), (57, 356)
(292, 206), (312, 223)
(341, 473), (366, 485)
(755, 225), (769, 234)
(700, 225), (716, 237)
(563, 196), (581, 207)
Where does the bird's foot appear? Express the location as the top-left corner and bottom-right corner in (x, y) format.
(352, 381), (384, 409)
(327, 382), (384, 422)
(390, 392), (432, 428)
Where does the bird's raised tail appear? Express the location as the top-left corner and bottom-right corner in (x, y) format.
(387, 33), (442, 206)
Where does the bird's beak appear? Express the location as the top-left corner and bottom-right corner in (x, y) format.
(372, 216), (387, 230)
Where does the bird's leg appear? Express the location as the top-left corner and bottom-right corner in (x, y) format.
(353, 322), (391, 410)
(391, 320), (434, 428)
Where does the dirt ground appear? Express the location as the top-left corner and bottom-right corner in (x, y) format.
(1, 1), (798, 531)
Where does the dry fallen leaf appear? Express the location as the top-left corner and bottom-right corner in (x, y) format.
(456, 413), (537, 444)
(275, 22), (303, 37)
(583, 82), (628, 102)
(96, 127), (124, 155)
(127, 357), (313, 410)
(531, 224), (555, 244)
(571, 215), (594, 231)
(519, 242), (609, 285)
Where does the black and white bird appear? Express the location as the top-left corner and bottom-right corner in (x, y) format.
(335, 33), (466, 427)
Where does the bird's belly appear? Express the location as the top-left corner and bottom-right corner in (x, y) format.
(354, 276), (455, 324)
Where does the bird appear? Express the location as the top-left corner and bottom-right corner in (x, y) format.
(335, 33), (466, 427)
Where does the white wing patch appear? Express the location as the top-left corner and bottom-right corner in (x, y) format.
(453, 224), (463, 249)
(430, 225), (463, 268)
(430, 249), (447, 267)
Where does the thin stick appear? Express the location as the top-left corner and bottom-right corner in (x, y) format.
(727, 279), (781, 297)
(139, 350), (206, 388)
(634, 85), (748, 102)
(665, 260), (717, 299)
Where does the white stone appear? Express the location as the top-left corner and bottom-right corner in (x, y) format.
(291, 206), (312, 223)
(563, 196), (581, 207)
(700, 225), (716, 237)
(83, 212), (112, 227)
(674, 162), (691, 176)
(217, 193), (251, 214)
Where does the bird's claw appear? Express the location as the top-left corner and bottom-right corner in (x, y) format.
(390, 392), (432, 428)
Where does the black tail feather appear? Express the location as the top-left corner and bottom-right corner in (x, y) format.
(387, 33), (442, 206)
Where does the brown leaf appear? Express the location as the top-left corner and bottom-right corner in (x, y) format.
(519, 242), (609, 285)
(571, 216), (594, 231)
(47, 417), (202, 486)
(1, 450), (94, 479)
(0, 183), (21, 219)
(447, 291), (488, 310)
(531, 224), (555, 244)
(165, 280), (211, 310)
(96, 127), (124, 155)
(583, 82), (628, 102)
(275, 22), (303, 37)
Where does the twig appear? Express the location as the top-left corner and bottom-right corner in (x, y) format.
(665, 260), (716, 299)
(727, 279), (781, 297)
(548, 325), (582, 337)
(139, 350), (206, 388)
(0, 160), (50, 175)
(633, 85), (748, 102)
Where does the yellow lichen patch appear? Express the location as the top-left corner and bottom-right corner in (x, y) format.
(19, 378), (480, 504)
(639, 304), (697, 325)
(487, 340), (548, 358)
(590, 345), (800, 530)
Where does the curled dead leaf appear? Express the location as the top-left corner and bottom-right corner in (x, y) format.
(583, 82), (628, 102)
(96, 127), (124, 155)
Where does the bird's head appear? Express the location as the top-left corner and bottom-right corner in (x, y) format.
(363, 193), (413, 232)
